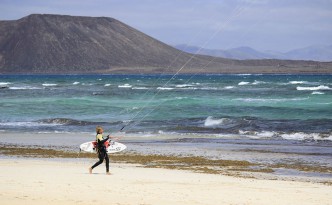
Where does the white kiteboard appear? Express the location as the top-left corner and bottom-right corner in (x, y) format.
(80, 140), (126, 153)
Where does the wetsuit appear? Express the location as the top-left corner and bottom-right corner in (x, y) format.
(91, 134), (110, 172)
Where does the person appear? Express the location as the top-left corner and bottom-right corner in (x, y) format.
(89, 126), (117, 175)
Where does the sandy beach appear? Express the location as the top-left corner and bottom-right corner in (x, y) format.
(1, 158), (331, 205)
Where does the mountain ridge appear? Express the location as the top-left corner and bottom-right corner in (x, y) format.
(175, 44), (332, 62)
(0, 14), (331, 74)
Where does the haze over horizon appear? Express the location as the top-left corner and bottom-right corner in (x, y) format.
(1, 0), (331, 53)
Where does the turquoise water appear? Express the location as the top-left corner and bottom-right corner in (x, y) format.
(0, 74), (331, 141)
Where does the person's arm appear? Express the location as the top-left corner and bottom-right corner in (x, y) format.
(99, 135), (109, 144)
(107, 135), (120, 141)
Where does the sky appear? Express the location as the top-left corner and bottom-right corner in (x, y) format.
(1, 0), (331, 52)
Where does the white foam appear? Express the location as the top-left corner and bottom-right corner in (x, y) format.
(238, 81), (250, 85)
(0, 82), (11, 86)
(234, 97), (307, 103)
(132, 87), (148, 90)
(252, 80), (265, 85)
(175, 97), (187, 100)
(0, 121), (60, 127)
(72, 82), (80, 85)
(157, 87), (174, 90)
(311, 91), (324, 95)
(42, 83), (57, 87)
(279, 133), (332, 141)
(158, 130), (166, 134)
(317, 102), (331, 105)
(118, 84), (132, 88)
(204, 116), (229, 127)
(175, 84), (194, 88)
(201, 87), (218, 90)
(239, 130), (276, 139)
(238, 131), (332, 141)
(290, 81), (307, 84)
(256, 131), (276, 138)
(224, 86), (235, 89)
(104, 84), (111, 87)
(9, 86), (41, 90)
(296, 85), (331, 91)
(280, 133), (320, 141)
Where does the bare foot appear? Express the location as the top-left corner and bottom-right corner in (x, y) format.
(89, 167), (92, 174)
(106, 172), (111, 175)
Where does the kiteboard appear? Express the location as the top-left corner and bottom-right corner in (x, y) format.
(80, 140), (126, 153)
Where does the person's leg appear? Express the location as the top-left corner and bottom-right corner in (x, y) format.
(105, 154), (110, 174)
(90, 152), (104, 173)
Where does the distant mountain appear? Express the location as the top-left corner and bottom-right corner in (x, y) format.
(175, 44), (332, 62)
(285, 45), (332, 62)
(0, 14), (331, 74)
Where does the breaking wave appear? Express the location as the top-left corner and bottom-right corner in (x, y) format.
(42, 83), (57, 87)
(297, 85), (331, 91)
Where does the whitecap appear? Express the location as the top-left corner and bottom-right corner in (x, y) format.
(104, 84), (111, 87)
(252, 80), (265, 85)
(280, 132), (323, 141)
(157, 87), (174, 90)
(175, 84), (194, 88)
(0, 82), (11, 88)
(317, 102), (331, 105)
(224, 86), (235, 89)
(9, 86), (41, 90)
(0, 82), (11, 86)
(296, 85), (331, 91)
(256, 131), (276, 138)
(239, 130), (276, 139)
(42, 83), (57, 87)
(0, 121), (60, 127)
(289, 81), (307, 84)
(311, 91), (324, 95)
(132, 87), (148, 90)
(204, 116), (233, 127)
(118, 84), (132, 88)
(73, 82), (80, 85)
(234, 97), (307, 103)
(158, 130), (166, 134)
(238, 81), (250, 85)
(239, 130), (252, 135)
(175, 97), (187, 100)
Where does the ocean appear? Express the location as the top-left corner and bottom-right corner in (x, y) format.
(1, 74), (332, 179)
(0, 74), (331, 139)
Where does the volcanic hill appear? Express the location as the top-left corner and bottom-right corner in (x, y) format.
(0, 14), (331, 74)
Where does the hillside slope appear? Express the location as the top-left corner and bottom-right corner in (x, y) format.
(0, 14), (331, 74)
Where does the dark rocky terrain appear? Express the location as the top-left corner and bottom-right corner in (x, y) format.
(0, 14), (331, 74)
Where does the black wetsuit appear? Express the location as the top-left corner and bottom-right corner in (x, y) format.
(91, 135), (110, 172)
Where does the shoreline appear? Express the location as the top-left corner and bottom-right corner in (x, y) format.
(0, 131), (332, 184)
(1, 158), (331, 205)
(1, 144), (332, 185)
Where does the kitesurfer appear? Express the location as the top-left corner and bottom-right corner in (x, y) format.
(89, 126), (115, 175)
